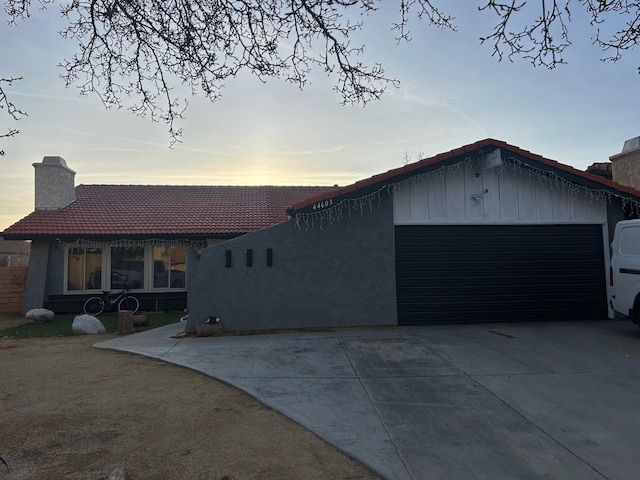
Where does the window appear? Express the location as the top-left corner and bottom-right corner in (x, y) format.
(65, 243), (188, 293)
(153, 246), (187, 288)
(67, 247), (103, 291)
(111, 247), (145, 290)
(620, 225), (640, 256)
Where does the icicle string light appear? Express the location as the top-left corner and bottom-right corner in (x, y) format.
(295, 154), (640, 229)
(56, 238), (221, 250)
(295, 184), (394, 230)
(504, 155), (640, 216)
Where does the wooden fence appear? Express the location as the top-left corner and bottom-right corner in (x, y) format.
(0, 266), (28, 314)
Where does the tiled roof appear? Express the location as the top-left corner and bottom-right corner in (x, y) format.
(2, 185), (335, 239)
(292, 138), (640, 212)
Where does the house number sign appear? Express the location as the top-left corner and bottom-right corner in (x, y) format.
(312, 199), (334, 210)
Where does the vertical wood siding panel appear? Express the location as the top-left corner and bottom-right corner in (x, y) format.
(393, 182), (411, 223)
(428, 173), (447, 220)
(465, 164), (484, 221)
(393, 161), (607, 225)
(552, 186), (570, 220)
(482, 167), (501, 221)
(517, 174), (537, 220)
(499, 167), (519, 220)
(585, 197), (607, 221)
(537, 181), (554, 220)
(410, 175), (429, 221)
(445, 169), (466, 220)
(571, 193), (588, 220)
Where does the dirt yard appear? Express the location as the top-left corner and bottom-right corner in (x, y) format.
(0, 315), (380, 480)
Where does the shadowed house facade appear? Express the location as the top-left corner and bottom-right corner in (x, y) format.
(1, 156), (334, 313)
(185, 139), (640, 332)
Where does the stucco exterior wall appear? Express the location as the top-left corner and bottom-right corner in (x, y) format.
(23, 240), (50, 311)
(610, 148), (640, 191)
(186, 197), (397, 332)
(22, 240), (65, 311)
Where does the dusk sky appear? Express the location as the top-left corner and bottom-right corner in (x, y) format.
(2, 2), (639, 231)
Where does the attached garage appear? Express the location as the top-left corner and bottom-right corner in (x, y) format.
(395, 224), (607, 325)
(391, 146), (615, 326)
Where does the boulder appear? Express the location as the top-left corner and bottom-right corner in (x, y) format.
(25, 308), (55, 323)
(72, 315), (106, 335)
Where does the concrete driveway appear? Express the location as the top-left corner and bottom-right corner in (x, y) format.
(96, 320), (640, 480)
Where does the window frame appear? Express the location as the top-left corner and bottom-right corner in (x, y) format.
(64, 246), (104, 293)
(63, 243), (189, 294)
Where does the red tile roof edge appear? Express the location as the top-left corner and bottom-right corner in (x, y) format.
(291, 138), (640, 212)
(2, 185), (336, 239)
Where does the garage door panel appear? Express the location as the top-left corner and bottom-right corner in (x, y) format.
(400, 299), (599, 315)
(397, 283), (605, 296)
(398, 289), (604, 302)
(397, 261), (602, 273)
(397, 269), (606, 282)
(396, 244), (603, 258)
(399, 298), (602, 323)
(397, 241), (604, 255)
(395, 224), (607, 325)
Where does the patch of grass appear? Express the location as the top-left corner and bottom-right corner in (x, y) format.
(0, 311), (184, 339)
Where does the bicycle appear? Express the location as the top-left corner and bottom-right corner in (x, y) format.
(83, 288), (140, 316)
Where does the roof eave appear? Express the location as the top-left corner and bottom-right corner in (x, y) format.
(291, 138), (640, 215)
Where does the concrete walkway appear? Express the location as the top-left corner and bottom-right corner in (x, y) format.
(95, 320), (640, 480)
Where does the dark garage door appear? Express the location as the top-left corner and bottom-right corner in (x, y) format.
(395, 224), (607, 325)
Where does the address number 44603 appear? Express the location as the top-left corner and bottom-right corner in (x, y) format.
(312, 199), (333, 210)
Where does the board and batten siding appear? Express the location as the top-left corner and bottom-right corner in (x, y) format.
(393, 160), (611, 325)
(393, 161), (607, 225)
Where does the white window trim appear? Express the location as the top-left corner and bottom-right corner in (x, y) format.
(63, 244), (188, 294)
(63, 246), (104, 294)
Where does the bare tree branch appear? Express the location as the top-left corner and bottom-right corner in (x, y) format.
(581, 0), (640, 63)
(2, 1), (640, 146)
(0, 76), (27, 156)
(52, 0), (412, 146)
(393, 0), (456, 42)
(478, 1), (572, 68)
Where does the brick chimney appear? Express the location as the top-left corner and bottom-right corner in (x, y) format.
(33, 156), (76, 210)
(610, 137), (640, 190)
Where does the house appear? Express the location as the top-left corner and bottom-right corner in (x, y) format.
(1, 156), (335, 313)
(0, 238), (30, 266)
(185, 138), (640, 333)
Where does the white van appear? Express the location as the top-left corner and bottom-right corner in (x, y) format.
(610, 219), (640, 325)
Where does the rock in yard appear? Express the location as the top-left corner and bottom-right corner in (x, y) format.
(132, 314), (148, 327)
(25, 308), (55, 323)
(72, 314), (106, 335)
